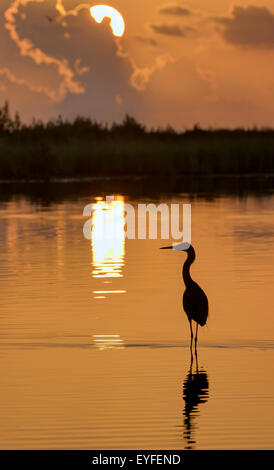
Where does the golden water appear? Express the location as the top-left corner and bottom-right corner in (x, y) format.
(0, 190), (273, 449)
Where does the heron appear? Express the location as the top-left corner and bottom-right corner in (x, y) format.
(161, 243), (208, 350)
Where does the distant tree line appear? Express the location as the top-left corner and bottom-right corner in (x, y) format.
(0, 101), (274, 180)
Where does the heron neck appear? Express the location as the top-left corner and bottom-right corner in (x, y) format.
(183, 257), (194, 287)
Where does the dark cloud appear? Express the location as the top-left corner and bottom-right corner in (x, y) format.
(135, 36), (158, 46)
(158, 3), (191, 16)
(215, 5), (274, 47)
(149, 23), (188, 37)
(1, 1), (146, 122)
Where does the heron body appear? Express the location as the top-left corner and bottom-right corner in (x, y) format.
(182, 246), (208, 328)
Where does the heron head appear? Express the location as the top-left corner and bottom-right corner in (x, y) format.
(160, 242), (191, 251)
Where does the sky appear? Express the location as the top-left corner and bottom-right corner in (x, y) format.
(1, 0), (274, 129)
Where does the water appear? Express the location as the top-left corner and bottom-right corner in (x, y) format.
(0, 181), (273, 449)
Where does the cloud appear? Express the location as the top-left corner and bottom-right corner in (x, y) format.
(141, 56), (216, 128)
(214, 5), (274, 47)
(2, 0), (171, 111)
(0, 2), (123, 117)
(0, 67), (56, 97)
(130, 54), (174, 91)
(135, 36), (158, 46)
(158, 3), (191, 16)
(4, 0), (89, 102)
(149, 23), (189, 37)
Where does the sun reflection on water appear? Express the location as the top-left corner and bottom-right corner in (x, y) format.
(93, 334), (125, 350)
(91, 196), (126, 298)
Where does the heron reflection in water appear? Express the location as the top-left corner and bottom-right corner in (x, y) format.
(182, 351), (209, 449)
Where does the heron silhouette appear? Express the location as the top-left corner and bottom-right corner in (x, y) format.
(161, 243), (208, 350)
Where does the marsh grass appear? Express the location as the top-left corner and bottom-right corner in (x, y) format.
(0, 102), (274, 180)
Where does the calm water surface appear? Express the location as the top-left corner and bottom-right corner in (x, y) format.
(0, 183), (273, 449)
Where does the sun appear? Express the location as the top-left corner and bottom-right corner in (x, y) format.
(90, 5), (125, 38)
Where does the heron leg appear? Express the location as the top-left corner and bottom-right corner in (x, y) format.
(189, 319), (193, 351)
(194, 322), (198, 350)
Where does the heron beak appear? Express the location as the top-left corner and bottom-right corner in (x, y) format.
(160, 245), (173, 249)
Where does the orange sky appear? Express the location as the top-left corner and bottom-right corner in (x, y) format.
(1, 1), (274, 128)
